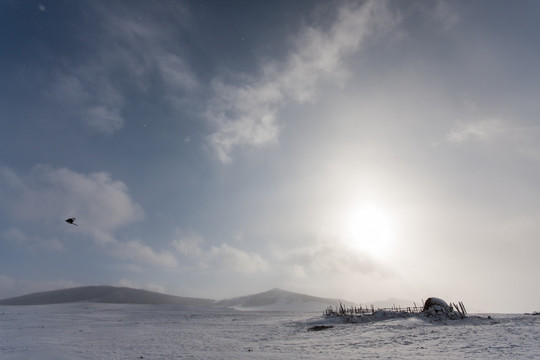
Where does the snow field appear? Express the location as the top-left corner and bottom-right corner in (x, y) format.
(1, 304), (539, 359)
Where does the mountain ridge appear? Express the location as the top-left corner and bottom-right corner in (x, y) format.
(0, 286), (351, 310)
(0, 285), (414, 311)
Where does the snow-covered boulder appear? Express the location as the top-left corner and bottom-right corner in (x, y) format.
(423, 297), (450, 313)
(422, 297), (465, 319)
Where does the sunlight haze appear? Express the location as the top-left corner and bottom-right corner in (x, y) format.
(1, 0), (539, 313)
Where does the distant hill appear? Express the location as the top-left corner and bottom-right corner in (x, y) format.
(0, 286), (399, 311)
(0, 286), (215, 306)
(214, 288), (354, 311)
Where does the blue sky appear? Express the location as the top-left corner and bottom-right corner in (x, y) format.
(1, 0), (540, 312)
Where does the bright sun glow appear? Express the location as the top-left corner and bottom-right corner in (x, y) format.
(346, 203), (393, 257)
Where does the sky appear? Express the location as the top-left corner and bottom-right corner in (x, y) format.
(1, 0), (540, 313)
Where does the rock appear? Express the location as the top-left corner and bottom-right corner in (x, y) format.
(308, 325), (334, 331)
(423, 297), (450, 312)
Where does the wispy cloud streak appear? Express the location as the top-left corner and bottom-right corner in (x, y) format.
(205, 0), (398, 162)
(52, 1), (199, 135)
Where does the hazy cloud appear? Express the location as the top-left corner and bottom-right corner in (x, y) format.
(172, 228), (205, 257)
(206, 0), (398, 162)
(172, 227), (386, 277)
(116, 278), (138, 289)
(3, 228), (27, 246)
(83, 106), (124, 135)
(446, 118), (509, 143)
(420, 0), (460, 31)
(156, 53), (201, 105)
(209, 244), (269, 274)
(3, 227), (65, 252)
(94, 1), (200, 101)
(173, 229), (268, 274)
(0, 274), (15, 290)
(116, 279), (167, 295)
(52, 1), (198, 135)
(53, 72), (125, 135)
(446, 118), (540, 161)
(272, 234), (391, 279)
(0, 278), (80, 300)
(115, 240), (178, 269)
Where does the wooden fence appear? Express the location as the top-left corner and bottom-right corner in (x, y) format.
(325, 300), (467, 318)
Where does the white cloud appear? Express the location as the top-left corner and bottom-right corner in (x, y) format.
(0, 165), (178, 269)
(205, 0), (398, 162)
(29, 165), (143, 231)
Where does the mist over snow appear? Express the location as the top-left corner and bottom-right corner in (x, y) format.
(2, 0), (540, 314)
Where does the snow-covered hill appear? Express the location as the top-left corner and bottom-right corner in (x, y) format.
(0, 286), (355, 311)
(215, 288), (354, 312)
(0, 286), (214, 306)
(0, 286), (418, 312)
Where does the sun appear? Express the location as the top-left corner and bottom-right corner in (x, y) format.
(346, 203), (393, 257)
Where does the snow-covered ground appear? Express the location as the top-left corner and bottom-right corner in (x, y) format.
(1, 304), (539, 359)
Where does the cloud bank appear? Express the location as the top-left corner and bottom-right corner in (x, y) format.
(0, 165), (174, 269)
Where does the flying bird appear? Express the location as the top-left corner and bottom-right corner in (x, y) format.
(65, 217), (78, 226)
